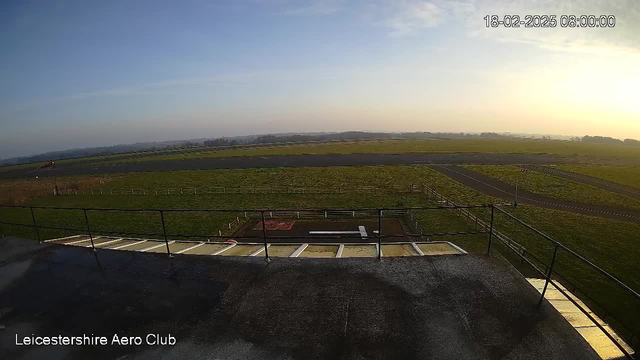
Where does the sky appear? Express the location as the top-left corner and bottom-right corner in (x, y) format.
(1, 0), (639, 159)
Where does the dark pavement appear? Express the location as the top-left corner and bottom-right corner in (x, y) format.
(433, 165), (640, 224)
(1, 153), (570, 180)
(0, 237), (598, 360)
(522, 165), (640, 200)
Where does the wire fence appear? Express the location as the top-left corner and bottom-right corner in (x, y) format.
(54, 184), (429, 196)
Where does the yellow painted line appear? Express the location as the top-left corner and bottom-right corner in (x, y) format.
(527, 278), (634, 360)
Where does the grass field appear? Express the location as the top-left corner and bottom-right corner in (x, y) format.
(557, 165), (640, 190)
(465, 165), (640, 210)
(1, 164), (639, 345)
(80, 138), (640, 166)
(4, 138), (640, 174)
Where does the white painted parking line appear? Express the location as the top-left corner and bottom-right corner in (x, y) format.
(411, 242), (425, 256)
(212, 243), (236, 255)
(249, 244), (270, 256)
(66, 236), (100, 245)
(336, 244), (345, 258)
(112, 240), (146, 250)
(447, 242), (468, 255)
(290, 244), (308, 258)
(44, 234), (84, 242)
(359, 226), (368, 239)
(139, 241), (174, 252)
(309, 231), (360, 234)
(89, 238), (123, 248)
(176, 242), (205, 254)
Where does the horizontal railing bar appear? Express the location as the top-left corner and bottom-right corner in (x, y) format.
(494, 206), (640, 302)
(548, 279), (634, 359)
(0, 204), (493, 212)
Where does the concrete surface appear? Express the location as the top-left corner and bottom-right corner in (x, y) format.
(0, 237), (599, 360)
(528, 278), (634, 359)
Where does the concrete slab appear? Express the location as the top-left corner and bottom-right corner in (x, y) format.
(124, 240), (160, 251)
(528, 278), (634, 359)
(218, 244), (263, 256)
(265, 244), (298, 257)
(0, 237), (600, 360)
(299, 245), (339, 258)
(416, 242), (464, 255)
(181, 242), (230, 255)
(99, 239), (140, 249)
(381, 244), (419, 257)
(341, 244), (377, 258)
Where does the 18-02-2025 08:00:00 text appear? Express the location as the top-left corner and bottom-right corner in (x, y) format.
(484, 15), (616, 28)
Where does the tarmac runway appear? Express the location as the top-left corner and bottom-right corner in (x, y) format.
(432, 165), (640, 224)
(2, 153), (569, 180)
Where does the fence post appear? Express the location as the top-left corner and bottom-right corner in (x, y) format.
(538, 244), (560, 307)
(159, 210), (171, 257)
(377, 209), (382, 260)
(83, 209), (96, 252)
(487, 206), (495, 255)
(30, 207), (41, 243)
(261, 211), (270, 262)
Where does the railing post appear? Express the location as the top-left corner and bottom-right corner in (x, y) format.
(30, 207), (41, 243)
(538, 244), (560, 307)
(160, 210), (171, 257)
(377, 209), (382, 260)
(83, 209), (96, 252)
(261, 211), (269, 262)
(487, 205), (495, 255)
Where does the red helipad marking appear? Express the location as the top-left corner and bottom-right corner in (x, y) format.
(253, 220), (295, 231)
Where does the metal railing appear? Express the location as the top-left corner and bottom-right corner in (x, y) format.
(419, 185), (638, 358)
(0, 201), (637, 358)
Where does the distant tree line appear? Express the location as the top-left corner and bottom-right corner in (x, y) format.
(2, 131), (638, 167)
(579, 136), (640, 146)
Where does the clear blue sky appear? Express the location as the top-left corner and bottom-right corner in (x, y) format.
(1, 0), (639, 159)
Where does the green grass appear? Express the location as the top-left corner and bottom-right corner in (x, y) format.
(6, 138), (640, 173)
(420, 167), (640, 343)
(88, 138), (640, 165)
(465, 165), (640, 210)
(1, 164), (639, 344)
(557, 165), (640, 190)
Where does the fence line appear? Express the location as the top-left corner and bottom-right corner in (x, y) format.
(422, 183), (530, 260)
(420, 184), (637, 358)
(56, 184), (430, 196)
(0, 199), (637, 356)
